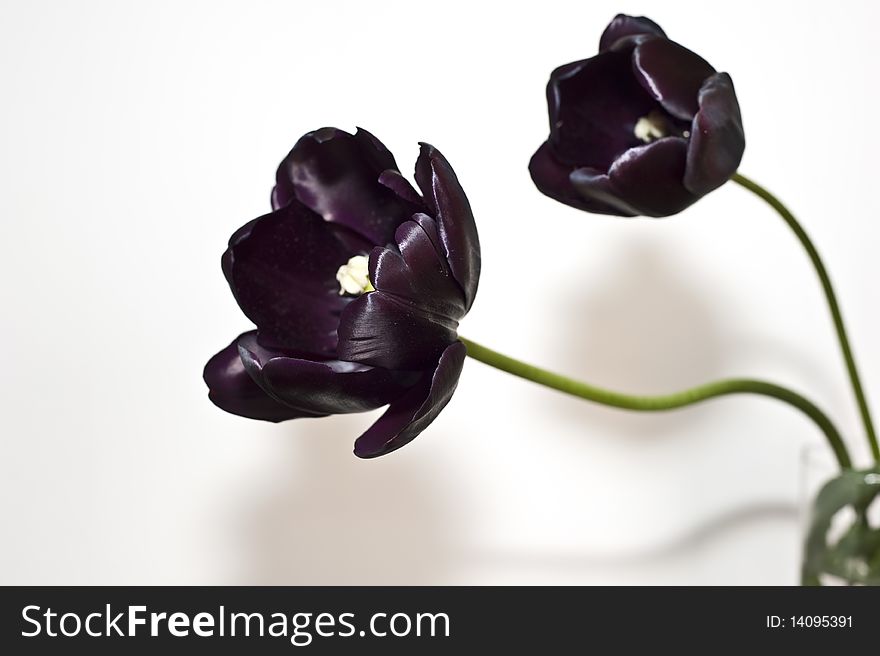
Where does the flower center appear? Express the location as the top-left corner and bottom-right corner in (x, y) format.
(633, 110), (691, 143)
(633, 110), (670, 143)
(336, 255), (374, 296)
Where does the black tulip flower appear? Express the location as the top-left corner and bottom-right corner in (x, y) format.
(204, 127), (480, 458)
(529, 14), (745, 217)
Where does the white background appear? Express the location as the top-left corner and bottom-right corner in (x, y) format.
(1, 0), (878, 584)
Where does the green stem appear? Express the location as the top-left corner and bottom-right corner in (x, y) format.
(731, 172), (878, 462)
(459, 336), (852, 470)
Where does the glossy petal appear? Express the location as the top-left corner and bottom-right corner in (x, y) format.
(632, 38), (716, 121)
(599, 14), (667, 52)
(378, 169), (427, 209)
(413, 143), (480, 309)
(547, 51), (658, 170)
(237, 332), (415, 415)
(222, 201), (352, 356)
(272, 127), (413, 245)
(204, 336), (321, 422)
(370, 216), (467, 320)
(568, 167), (640, 217)
(605, 137), (697, 217)
(337, 289), (459, 371)
(684, 73), (745, 195)
(354, 341), (466, 458)
(529, 141), (634, 215)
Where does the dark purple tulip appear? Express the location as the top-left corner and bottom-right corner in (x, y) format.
(529, 14), (745, 217)
(205, 127), (480, 458)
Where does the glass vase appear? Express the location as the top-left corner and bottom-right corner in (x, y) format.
(800, 445), (880, 585)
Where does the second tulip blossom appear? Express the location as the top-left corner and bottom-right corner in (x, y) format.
(529, 14), (745, 217)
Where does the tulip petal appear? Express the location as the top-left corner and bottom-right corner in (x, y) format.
(272, 127), (413, 245)
(378, 169), (427, 209)
(568, 167), (640, 217)
(632, 38), (716, 121)
(337, 289), (459, 371)
(222, 202), (352, 356)
(599, 14), (667, 52)
(547, 51), (658, 170)
(370, 216), (467, 320)
(530, 141), (636, 216)
(684, 73), (745, 195)
(204, 336), (322, 422)
(413, 144), (481, 310)
(606, 137), (697, 217)
(236, 332), (415, 416)
(354, 341), (466, 458)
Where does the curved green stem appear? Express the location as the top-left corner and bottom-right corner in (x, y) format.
(731, 172), (877, 462)
(459, 336), (852, 470)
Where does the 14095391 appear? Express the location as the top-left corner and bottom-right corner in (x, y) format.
(766, 616), (853, 629)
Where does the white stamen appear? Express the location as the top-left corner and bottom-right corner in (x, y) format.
(634, 110), (669, 143)
(336, 255), (374, 296)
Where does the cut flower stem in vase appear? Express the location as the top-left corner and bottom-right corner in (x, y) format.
(732, 172), (880, 584)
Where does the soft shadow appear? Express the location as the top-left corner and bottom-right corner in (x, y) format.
(473, 501), (797, 571)
(241, 414), (459, 585)
(546, 236), (726, 439)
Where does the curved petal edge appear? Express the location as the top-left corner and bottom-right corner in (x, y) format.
(354, 341), (467, 458)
